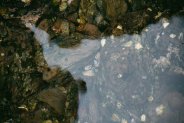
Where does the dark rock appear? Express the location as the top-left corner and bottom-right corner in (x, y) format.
(102, 0), (127, 23)
(38, 88), (66, 115)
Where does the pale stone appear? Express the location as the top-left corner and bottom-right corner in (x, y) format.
(112, 113), (121, 122)
(21, 0), (31, 4)
(154, 12), (162, 19)
(170, 34), (176, 38)
(144, 28), (149, 32)
(117, 25), (123, 30)
(148, 96), (154, 102)
(163, 22), (170, 28)
(117, 101), (122, 109)
(135, 42), (143, 50)
(1, 53), (5, 56)
(156, 104), (165, 115)
(147, 8), (152, 11)
(101, 39), (106, 47)
(140, 114), (146, 122)
(110, 35), (115, 40)
(124, 41), (133, 48)
(121, 119), (128, 123)
(117, 74), (122, 78)
(83, 70), (95, 76)
(178, 32), (183, 40)
(84, 65), (92, 71)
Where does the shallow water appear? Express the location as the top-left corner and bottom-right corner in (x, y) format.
(30, 16), (184, 123)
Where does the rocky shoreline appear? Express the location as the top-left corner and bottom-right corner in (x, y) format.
(0, 0), (184, 122)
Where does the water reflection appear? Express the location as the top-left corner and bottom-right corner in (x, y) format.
(30, 16), (184, 123)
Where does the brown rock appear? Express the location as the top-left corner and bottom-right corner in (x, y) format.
(38, 19), (49, 32)
(77, 23), (101, 37)
(102, 0), (127, 22)
(38, 88), (66, 115)
(43, 67), (60, 81)
(52, 19), (70, 36)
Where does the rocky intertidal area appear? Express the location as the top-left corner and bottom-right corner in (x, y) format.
(0, 0), (184, 123)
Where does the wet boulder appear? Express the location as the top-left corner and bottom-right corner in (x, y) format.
(102, 0), (127, 23)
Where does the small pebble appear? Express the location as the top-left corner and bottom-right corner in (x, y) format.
(117, 101), (122, 109)
(178, 32), (183, 40)
(18, 105), (28, 111)
(144, 28), (149, 32)
(21, 0), (31, 4)
(131, 118), (135, 123)
(155, 34), (160, 41)
(147, 8), (152, 11)
(142, 76), (147, 80)
(95, 52), (100, 60)
(154, 12), (162, 19)
(110, 35), (115, 40)
(124, 41), (133, 48)
(101, 39), (106, 47)
(117, 25), (123, 30)
(162, 22), (169, 28)
(148, 96), (154, 102)
(1, 53), (5, 56)
(155, 104), (165, 115)
(169, 34), (176, 38)
(121, 119), (128, 123)
(84, 65), (92, 71)
(94, 60), (100, 67)
(135, 42), (143, 50)
(140, 114), (146, 122)
(117, 74), (122, 78)
(82, 70), (95, 77)
(111, 113), (121, 122)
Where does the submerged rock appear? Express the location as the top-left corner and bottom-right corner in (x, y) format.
(38, 88), (66, 115)
(102, 0), (127, 23)
(35, 16), (184, 123)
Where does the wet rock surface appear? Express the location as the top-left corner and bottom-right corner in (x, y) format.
(34, 16), (184, 123)
(0, 0), (184, 123)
